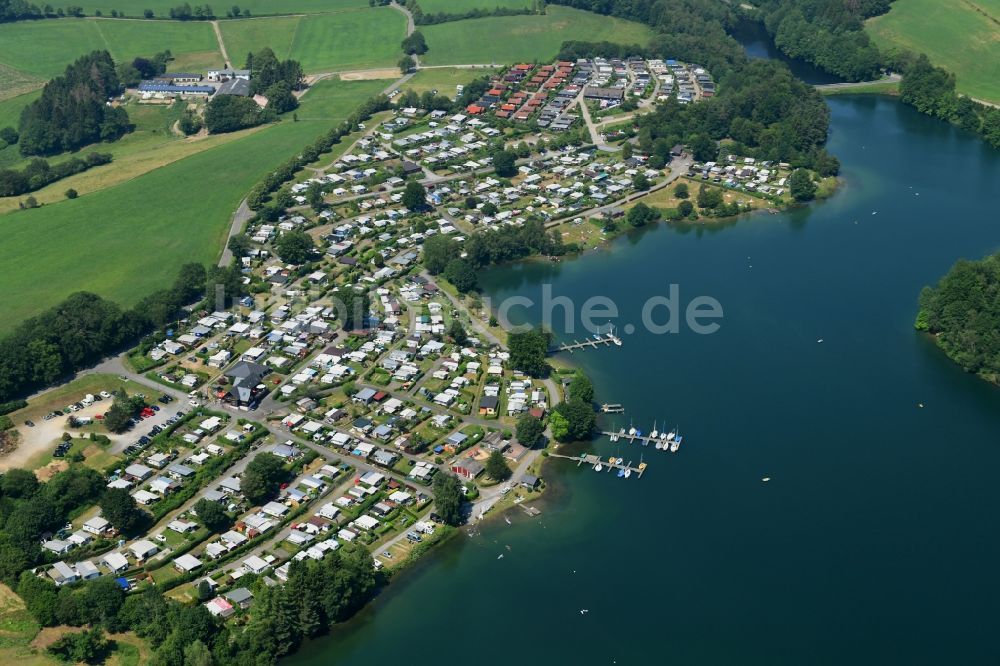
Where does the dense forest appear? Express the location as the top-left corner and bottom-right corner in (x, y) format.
(551, 0), (837, 170)
(755, 0), (891, 81)
(0, 263), (210, 402)
(0, 0), (43, 21)
(18, 51), (131, 157)
(916, 253), (1000, 384)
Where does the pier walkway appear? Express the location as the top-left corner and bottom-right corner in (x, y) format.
(549, 452), (646, 478)
(551, 332), (622, 354)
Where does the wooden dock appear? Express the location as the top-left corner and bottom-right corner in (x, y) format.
(551, 333), (622, 354)
(600, 403), (624, 414)
(549, 452), (646, 478)
(601, 430), (679, 449)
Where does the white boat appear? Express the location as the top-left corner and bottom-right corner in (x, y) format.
(761, 477), (771, 483)
(666, 429), (676, 442)
(624, 468), (632, 478)
(650, 422), (659, 439)
(594, 463), (603, 472)
(615, 457), (623, 465)
(670, 436), (681, 453)
(628, 426), (636, 436)
(655, 439), (663, 450)
(504, 515), (511, 525)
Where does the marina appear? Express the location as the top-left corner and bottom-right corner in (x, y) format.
(551, 326), (623, 354)
(603, 427), (683, 452)
(548, 452), (648, 478)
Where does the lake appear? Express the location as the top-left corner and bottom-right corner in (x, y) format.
(287, 57), (1000, 666)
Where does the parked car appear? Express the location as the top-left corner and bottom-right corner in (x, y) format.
(24, 420), (34, 427)
(100, 391), (112, 399)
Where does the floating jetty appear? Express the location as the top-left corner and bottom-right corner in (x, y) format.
(551, 324), (622, 354)
(552, 332), (622, 353)
(602, 429), (683, 451)
(600, 403), (624, 414)
(549, 452), (647, 478)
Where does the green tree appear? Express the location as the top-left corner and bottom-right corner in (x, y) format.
(241, 452), (287, 505)
(401, 180), (426, 210)
(552, 399), (596, 442)
(673, 182), (689, 198)
(421, 234), (452, 275)
(548, 411), (569, 442)
(621, 142), (633, 159)
(448, 319), (468, 346)
(507, 327), (551, 377)
(432, 472), (464, 526)
(485, 450), (511, 481)
(491, 149), (517, 177)
(99, 488), (147, 534)
(274, 230), (316, 264)
(18, 570), (58, 626)
(444, 258), (477, 293)
(2, 468), (39, 498)
(627, 202), (659, 227)
(183, 639), (214, 666)
(401, 31), (428, 55)
(515, 414), (544, 447)
(193, 498), (230, 532)
(632, 171), (650, 191)
(64, 188), (78, 199)
(227, 233), (251, 258)
(568, 370), (594, 404)
(47, 626), (110, 664)
(678, 200), (694, 217)
(398, 55), (415, 74)
(789, 168), (817, 202)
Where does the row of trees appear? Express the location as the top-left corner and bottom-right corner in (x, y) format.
(0, 152), (110, 197)
(168, 2), (214, 19)
(896, 54), (1000, 150)
(0, 263), (207, 402)
(916, 252), (1000, 382)
(407, 0), (538, 26)
(18, 51), (131, 156)
(758, 0), (890, 81)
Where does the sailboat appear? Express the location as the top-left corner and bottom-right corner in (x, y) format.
(617, 468), (625, 478)
(627, 418), (636, 437)
(623, 467), (632, 478)
(670, 430), (682, 453)
(594, 462), (603, 472)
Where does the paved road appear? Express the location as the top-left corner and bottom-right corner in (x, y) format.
(217, 198), (253, 267)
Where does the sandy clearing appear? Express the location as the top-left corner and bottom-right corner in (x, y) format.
(339, 68), (401, 81)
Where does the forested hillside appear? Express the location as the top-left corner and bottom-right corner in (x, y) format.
(917, 253), (1000, 383)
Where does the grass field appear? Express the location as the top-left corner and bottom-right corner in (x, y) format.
(867, 0), (1000, 104)
(0, 18), (222, 80)
(418, 0), (533, 12)
(399, 66), (499, 98)
(220, 8), (406, 73)
(0, 63), (42, 102)
(0, 101), (269, 210)
(0, 77), (386, 331)
(419, 6), (655, 65)
(87, 0), (369, 17)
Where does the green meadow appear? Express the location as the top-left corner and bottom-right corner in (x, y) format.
(867, 0), (1000, 104)
(400, 66), (500, 98)
(0, 78), (386, 331)
(0, 18), (222, 80)
(419, 6), (655, 66)
(220, 8), (407, 73)
(418, 0), (533, 12)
